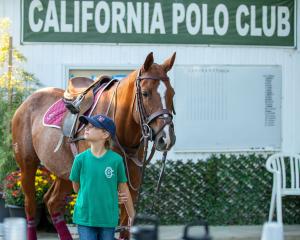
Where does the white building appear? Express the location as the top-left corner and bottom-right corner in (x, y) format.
(1, 0), (300, 160)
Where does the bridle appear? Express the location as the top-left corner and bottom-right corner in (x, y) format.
(133, 69), (175, 214)
(135, 69), (174, 142)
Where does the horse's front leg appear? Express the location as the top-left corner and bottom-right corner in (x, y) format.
(45, 178), (73, 240)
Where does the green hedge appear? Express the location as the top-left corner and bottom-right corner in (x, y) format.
(139, 154), (300, 225)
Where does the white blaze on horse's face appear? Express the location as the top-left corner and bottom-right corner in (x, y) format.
(157, 81), (172, 149)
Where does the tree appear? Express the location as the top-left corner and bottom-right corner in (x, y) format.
(0, 18), (42, 186)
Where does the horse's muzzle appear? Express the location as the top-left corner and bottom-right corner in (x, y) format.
(155, 123), (176, 152)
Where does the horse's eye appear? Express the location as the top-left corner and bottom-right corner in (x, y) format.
(142, 92), (149, 97)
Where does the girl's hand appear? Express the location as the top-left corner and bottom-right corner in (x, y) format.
(118, 191), (128, 204)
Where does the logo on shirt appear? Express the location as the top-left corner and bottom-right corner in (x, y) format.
(105, 167), (114, 178)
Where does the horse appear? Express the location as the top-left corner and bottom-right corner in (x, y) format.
(11, 52), (176, 240)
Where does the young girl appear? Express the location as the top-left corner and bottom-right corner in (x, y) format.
(69, 114), (135, 240)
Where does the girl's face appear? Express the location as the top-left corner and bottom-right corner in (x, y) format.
(84, 124), (110, 142)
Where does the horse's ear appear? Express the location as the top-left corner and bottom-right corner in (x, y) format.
(162, 52), (176, 72)
(142, 52), (154, 72)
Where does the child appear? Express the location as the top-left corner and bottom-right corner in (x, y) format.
(69, 114), (135, 240)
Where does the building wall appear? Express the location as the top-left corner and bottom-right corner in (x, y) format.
(1, 0), (300, 160)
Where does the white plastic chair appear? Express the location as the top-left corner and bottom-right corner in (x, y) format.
(266, 153), (300, 223)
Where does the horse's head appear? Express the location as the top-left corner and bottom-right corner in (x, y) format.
(133, 52), (176, 152)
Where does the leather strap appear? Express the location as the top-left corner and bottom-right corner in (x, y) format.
(70, 142), (78, 157)
(147, 109), (172, 124)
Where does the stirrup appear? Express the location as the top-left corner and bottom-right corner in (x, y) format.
(64, 95), (85, 114)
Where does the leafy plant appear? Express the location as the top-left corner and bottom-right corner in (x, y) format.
(0, 18), (42, 187)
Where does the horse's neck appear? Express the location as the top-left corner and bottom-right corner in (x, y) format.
(114, 72), (141, 148)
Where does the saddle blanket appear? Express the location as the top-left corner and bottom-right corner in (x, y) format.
(43, 99), (66, 128)
(43, 85), (103, 129)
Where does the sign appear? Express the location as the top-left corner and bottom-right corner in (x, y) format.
(22, 0), (295, 46)
(173, 65), (282, 152)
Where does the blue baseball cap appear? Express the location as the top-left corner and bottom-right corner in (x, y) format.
(79, 114), (116, 138)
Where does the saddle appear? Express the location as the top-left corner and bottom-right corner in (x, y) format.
(64, 77), (95, 100)
(62, 75), (112, 139)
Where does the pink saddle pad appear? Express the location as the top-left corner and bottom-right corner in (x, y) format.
(43, 99), (66, 128)
(42, 85), (106, 129)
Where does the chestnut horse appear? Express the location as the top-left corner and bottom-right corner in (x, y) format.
(11, 52), (176, 240)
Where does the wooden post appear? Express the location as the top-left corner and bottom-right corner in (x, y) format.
(7, 36), (13, 132)
(7, 36), (13, 112)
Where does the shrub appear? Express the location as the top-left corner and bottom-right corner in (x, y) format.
(0, 17), (41, 187)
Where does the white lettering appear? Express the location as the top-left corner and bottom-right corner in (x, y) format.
(262, 6), (276, 37)
(60, 0), (72, 32)
(172, 3), (185, 34)
(214, 4), (229, 36)
(236, 5), (249, 36)
(250, 5), (262, 36)
(43, 0), (59, 32)
(186, 3), (201, 35)
(150, 3), (165, 34)
(277, 6), (290, 36)
(112, 2), (126, 33)
(95, 1), (110, 33)
(74, 1), (80, 32)
(202, 4), (214, 35)
(29, 0), (43, 32)
(127, 2), (142, 34)
(82, 1), (94, 32)
(143, 2), (149, 34)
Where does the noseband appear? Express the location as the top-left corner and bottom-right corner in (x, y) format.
(135, 69), (174, 141)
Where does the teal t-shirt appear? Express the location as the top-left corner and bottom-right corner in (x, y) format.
(69, 149), (127, 227)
